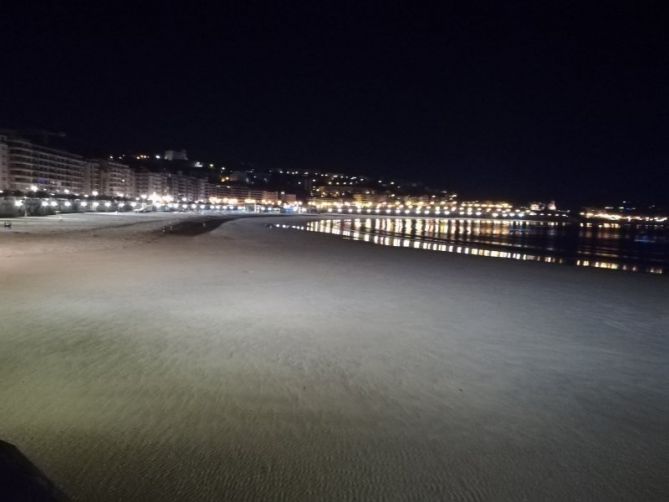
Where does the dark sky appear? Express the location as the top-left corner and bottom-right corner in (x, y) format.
(1, 2), (667, 206)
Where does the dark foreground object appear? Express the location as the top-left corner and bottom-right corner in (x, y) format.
(161, 217), (234, 236)
(0, 440), (68, 501)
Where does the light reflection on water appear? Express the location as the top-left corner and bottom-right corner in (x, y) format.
(275, 218), (668, 274)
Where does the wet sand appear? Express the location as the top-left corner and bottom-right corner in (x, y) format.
(1, 214), (668, 501)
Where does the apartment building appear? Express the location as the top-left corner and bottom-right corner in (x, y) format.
(0, 134), (84, 193)
(0, 133), (299, 204)
(82, 161), (103, 195)
(104, 160), (136, 197)
(216, 186), (280, 203)
(135, 169), (168, 197)
(82, 160), (136, 197)
(165, 172), (208, 201)
(0, 136), (9, 190)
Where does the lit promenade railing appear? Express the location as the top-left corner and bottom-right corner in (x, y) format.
(1, 188), (306, 215)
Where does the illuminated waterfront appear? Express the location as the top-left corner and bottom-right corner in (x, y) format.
(276, 218), (669, 274)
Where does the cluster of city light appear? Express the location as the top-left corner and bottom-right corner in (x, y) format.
(580, 222), (622, 229)
(207, 196), (304, 212)
(274, 222), (563, 265)
(575, 259), (663, 274)
(9, 190), (304, 215)
(276, 169), (367, 181)
(581, 211), (667, 224)
(129, 193), (305, 213)
(274, 168), (416, 191)
(308, 200), (568, 219)
(270, 220), (664, 275)
(321, 217), (565, 241)
(308, 217), (566, 242)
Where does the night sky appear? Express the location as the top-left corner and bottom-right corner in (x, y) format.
(2, 2), (667, 207)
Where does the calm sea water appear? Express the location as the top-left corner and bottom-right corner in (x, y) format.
(278, 217), (669, 274)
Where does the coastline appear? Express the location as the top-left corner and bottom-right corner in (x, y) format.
(0, 212), (251, 259)
(1, 214), (667, 501)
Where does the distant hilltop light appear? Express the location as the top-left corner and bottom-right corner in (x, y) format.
(164, 149), (188, 161)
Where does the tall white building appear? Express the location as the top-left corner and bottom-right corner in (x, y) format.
(82, 161), (103, 195)
(83, 160), (136, 197)
(0, 135), (9, 190)
(135, 169), (167, 197)
(216, 186), (280, 203)
(0, 134), (84, 193)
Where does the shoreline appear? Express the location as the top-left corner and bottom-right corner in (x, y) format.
(0, 212), (252, 259)
(273, 215), (668, 276)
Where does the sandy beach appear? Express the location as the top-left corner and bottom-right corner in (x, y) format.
(1, 213), (667, 501)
